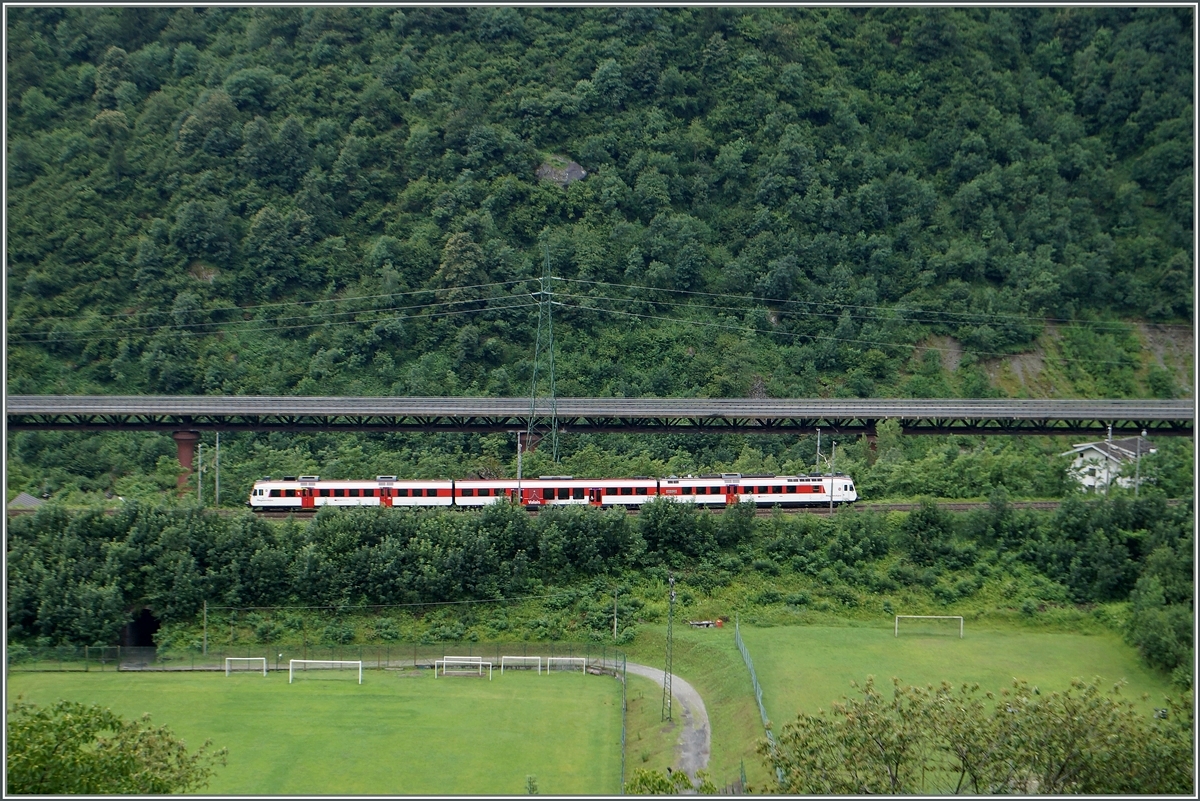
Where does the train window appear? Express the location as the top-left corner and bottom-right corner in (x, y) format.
(285, 489), (296, 498)
(348, 488), (359, 497)
(269, 489), (281, 498)
(636, 487), (647, 495)
(771, 486), (781, 494)
(572, 488), (584, 499)
(462, 488), (474, 497)
(555, 487), (568, 500)
(414, 488), (426, 497)
(621, 487), (633, 496)
(683, 487), (693, 495)
(396, 488), (409, 497)
(334, 488), (345, 497)
(364, 489), (376, 497)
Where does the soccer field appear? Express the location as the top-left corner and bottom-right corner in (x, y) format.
(739, 624), (1177, 729)
(7, 668), (623, 795)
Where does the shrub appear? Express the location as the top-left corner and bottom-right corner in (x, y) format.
(321, 623), (355, 644)
(785, 592), (810, 607)
(757, 588), (783, 605)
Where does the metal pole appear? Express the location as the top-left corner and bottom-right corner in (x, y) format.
(829, 441), (836, 513)
(1105, 424), (1112, 497)
(815, 427), (821, 474)
(198, 443), (203, 506)
(203, 601), (207, 656)
(613, 587), (618, 641)
(1135, 429), (1146, 497)
(215, 432), (220, 506)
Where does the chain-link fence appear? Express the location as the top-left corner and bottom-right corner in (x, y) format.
(7, 641), (628, 674)
(734, 617), (783, 787)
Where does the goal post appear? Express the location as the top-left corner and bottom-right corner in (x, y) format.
(289, 659), (363, 684)
(894, 615), (964, 638)
(435, 658), (492, 680)
(500, 656), (542, 675)
(225, 657), (267, 676)
(545, 657), (587, 673)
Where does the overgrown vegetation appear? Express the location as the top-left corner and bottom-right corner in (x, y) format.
(7, 6), (1192, 403)
(6, 495), (1192, 688)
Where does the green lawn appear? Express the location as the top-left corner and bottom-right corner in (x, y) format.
(7, 668), (623, 795)
(739, 623), (1177, 730)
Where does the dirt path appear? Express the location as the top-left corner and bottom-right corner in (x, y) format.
(625, 663), (711, 779)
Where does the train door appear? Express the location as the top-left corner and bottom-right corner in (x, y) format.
(589, 487), (604, 507)
(380, 488), (393, 507)
(725, 483), (739, 506)
(301, 488), (314, 509)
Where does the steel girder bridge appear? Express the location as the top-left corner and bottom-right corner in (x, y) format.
(7, 395), (1193, 437)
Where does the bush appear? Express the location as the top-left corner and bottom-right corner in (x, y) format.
(752, 558), (781, 576)
(785, 592), (810, 607)
(372, 617), (400, 641)
(321, 623), (355, 644)
(757, 588), (783, 605)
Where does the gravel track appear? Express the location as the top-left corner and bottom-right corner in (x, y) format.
(625, 663), (710, 779)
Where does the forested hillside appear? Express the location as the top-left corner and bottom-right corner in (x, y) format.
(5, 7), (1193, 501)
(7, 6), (1193, 398)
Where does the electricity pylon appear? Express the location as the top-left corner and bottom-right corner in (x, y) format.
(525, 235), (559, 463)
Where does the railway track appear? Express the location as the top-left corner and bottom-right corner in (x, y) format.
(9, 498), (1184, 520)
(241, 497), (1184, 520)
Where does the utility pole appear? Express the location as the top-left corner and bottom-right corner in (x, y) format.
(1105, 424), (1112, 497)
(516, 431), (523, 505)
(202, 600), (207, 656)
(662, 572), (675, 722)
(1135, 429), (1147, 498)
(197, 442), (203, 506)
(829, 440), (836, 513)
(613, 587), (618, 641)
(815, 427), (821, 474)
(215, 432), (220, 506)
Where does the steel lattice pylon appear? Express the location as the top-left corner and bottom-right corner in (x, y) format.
(525, 237), (559, 463)
(662, 572), (674, 722)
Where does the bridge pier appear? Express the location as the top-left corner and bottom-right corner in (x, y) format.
(171, 431), (201, 488)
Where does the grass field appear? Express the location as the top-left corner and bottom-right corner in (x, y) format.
(739, 622), (1178, 730)
(7, 667), (623, 795)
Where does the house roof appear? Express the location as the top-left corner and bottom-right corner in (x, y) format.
(1061, 436), (1156, 463)
(7, 492), (45, 509)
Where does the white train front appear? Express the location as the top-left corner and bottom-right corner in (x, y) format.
(248, 473), (857, 510)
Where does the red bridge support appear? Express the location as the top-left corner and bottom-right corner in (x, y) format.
(172, 431), (200, 489)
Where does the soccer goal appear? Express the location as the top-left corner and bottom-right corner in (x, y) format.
(225, 657), (267, 676)
(289, 659), (363, 684)
(545, 657), (587, 673)
(500, 656), (542, 675)
(894, 615), (964, 638)
(435, 657), (492, 680)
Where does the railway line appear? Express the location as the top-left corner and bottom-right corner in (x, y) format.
(9, 498), (1185, 520)
(239, 497), (1185, 520)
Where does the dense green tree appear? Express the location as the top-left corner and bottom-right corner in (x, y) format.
(6, 698), (226, 794)
(761, 677), (1193, 794)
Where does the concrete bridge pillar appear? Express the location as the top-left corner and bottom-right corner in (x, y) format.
(172, 431), (201, 488)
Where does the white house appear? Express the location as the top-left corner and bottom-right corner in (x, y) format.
(1060, 436), (1156, 492)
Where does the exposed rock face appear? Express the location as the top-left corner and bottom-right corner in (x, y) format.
(536, 157), (587, 187)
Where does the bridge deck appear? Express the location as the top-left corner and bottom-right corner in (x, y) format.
(6, 396), (1192, 436)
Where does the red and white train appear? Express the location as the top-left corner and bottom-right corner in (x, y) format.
(248, 473), (858, 511)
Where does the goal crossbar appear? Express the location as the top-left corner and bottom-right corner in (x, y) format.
(500, 656), (542, 674)
(435, 659), (492, 680)
(289, 659), (363, 684)
(545, 657), (587, 673)
(894, 615), (964, 638)
(225, 657), (267, 676)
